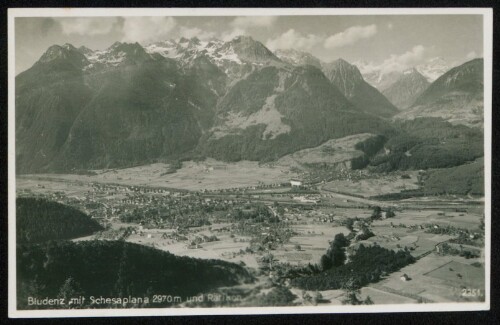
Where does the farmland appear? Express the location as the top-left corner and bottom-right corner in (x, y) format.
(20, 159), (296, 191)
(16, 157), (485, 307)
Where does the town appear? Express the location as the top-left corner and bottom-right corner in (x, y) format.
(16, 160), (485, 305)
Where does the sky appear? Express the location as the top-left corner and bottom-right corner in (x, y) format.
(15, 15), (484, 74)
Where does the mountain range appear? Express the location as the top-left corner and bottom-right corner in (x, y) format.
(15, 36), (484, 173)
(394, 58), (484, 128)
(356, 57), (451, 91)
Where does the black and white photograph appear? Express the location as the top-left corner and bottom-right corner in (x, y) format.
(7, 8), (492, 317)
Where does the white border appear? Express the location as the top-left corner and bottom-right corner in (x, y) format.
(8, 7), (493, 318)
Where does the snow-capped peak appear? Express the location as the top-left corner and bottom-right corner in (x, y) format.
(274, 49), (322, 68)
(415, 57), (450, 82)
(144, 36), (279, 78)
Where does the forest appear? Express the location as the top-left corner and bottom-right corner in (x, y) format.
(17, 240), (253, 309)
(16, 197), (103, 243)
(291, 244), (415, 291)
(366, 118), (483, 172)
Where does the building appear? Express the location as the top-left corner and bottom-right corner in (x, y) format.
(290, 179), (302, 187)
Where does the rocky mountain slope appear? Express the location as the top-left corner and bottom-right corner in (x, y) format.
(199, 64), (392, 161)
(321, 59), (399, 118)
(382, 68), (430, 109)
(16, 40), (220, 172)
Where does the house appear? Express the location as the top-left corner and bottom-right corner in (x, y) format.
(290, 179), (302, 187)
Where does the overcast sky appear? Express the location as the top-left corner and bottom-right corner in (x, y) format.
(15, 15), (483, 74)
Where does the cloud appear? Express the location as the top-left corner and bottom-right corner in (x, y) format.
(266, 29), (322, 51)
(221, 28), (247, 42)
(121, 17), (176, 43)
(324, 24), (377, 49)
(178, 26), (216, 40)
(60, 18), (119, 36)
(381, 45), (426, 72)
(231, 16), (277, 29)
(357, 45), (427, 74)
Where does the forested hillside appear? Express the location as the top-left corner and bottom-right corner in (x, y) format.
(423, 158), (484, 195)
(16, 197), (103, 243)
(17, 240), (253, 309)
(366, 118), (483, 172)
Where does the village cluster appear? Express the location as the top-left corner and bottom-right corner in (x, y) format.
(17, 166), (485, 304)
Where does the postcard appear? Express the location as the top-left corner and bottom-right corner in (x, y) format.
(8, 7), (492, 317)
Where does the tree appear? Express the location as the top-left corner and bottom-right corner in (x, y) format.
(345, 218), (355, 231)
(325, 233), (349, 267)
(260, 286), (297, 306)
(333, 233), (349, 247)
(371, 206), (382, 220)
(312, 291), (324, 305)
(385, 208), (396, 218)
(341, 278), (363, 305)
(364, 296), (374, 305)
(320, 255), (333, 271)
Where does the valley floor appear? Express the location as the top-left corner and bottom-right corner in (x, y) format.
(16, 161), (486, 306)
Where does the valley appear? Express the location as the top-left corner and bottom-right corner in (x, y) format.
(13, 23), (487, 310)
(16, 155), (485, 307)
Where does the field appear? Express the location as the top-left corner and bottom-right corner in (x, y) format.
(424, 260), (485, 289)
(117, 223), (349, 269)
(322, 172), (420, 198)
(275, 133), (375, 170)
(127, 227), (259, 269)
(359, 287), (418, 304)
(273, 224), (350, 265)
(17, 178), (92, 198)
(369, 254), (485, 303)
(20, 159), (297, 191)
(375, 209), (483, 231)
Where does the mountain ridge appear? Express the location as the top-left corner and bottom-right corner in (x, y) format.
(15, 38), (483, 173)
(322, 59), (399, 118)
(394, 58), (483, 127)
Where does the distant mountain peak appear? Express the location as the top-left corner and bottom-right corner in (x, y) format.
(109, 41), (123, 49)
(77, 45), (94, 55)
(220, 35), (281, 65)
(324, 58), (364, 83)
(62, 43), (77, 51)
(383, 68), (430, 109)
(36, 44), (89, 69)
(334, 58), (350, 65)
(403, 67), (419, 75)
(415, 57), (450, 82)
(274, 49), (322, 68)
(231, 35), (254, 43)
